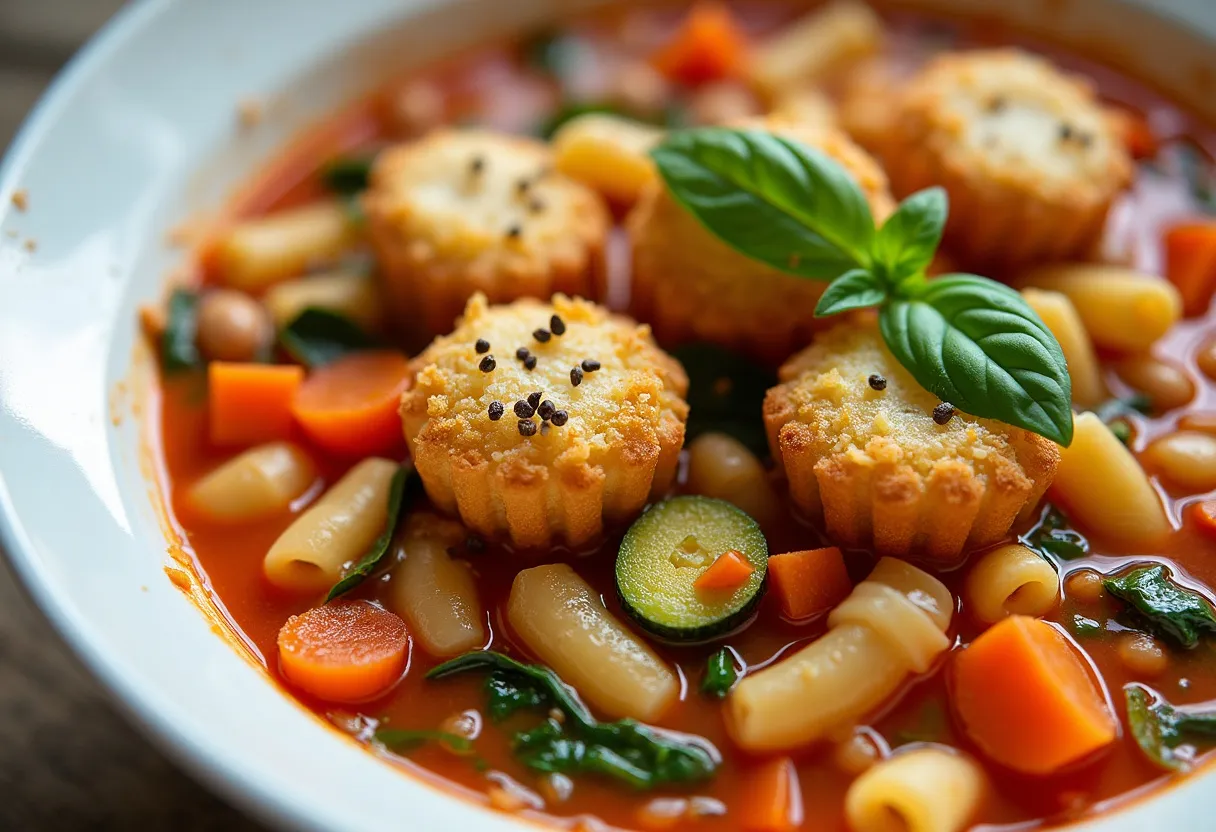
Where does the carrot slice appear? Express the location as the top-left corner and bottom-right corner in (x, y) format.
(277, 601), (410, 703)
(1165, 221), (1216, 317)
(952, 615), (1116, 775)
(292, 351), (411, 457)
(209, 362), (304, 447)
(767, 547), (851, 620)
(742, 756), (803, 832)
(651, 1), (747, 87)
(695, 549), (755, 592)
(1192, 500), (1216, 539)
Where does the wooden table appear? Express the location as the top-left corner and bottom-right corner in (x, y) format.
(0, 3), (267, 828)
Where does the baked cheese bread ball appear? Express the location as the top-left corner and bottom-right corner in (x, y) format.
(878, 49), (1131, 270)
(628, 119), (894, 365)
(401, 293), (689, 549)
(365, 129), (610, 338)
(764, 325), (1059, 565)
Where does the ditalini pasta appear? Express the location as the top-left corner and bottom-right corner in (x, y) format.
(387, 513), (486, 657)
(1021, 288), (1106, 407)
(727, 558), (952, 751)
(845, 746), (987, 832)
(263, 457), (398, 593)
(187, 441), (316, 523)
(964, 543), (1060, 624)
(214, 201), (358, 292)
(507, 563), (678, 722)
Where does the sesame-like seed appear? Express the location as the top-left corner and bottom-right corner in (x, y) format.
(988, 96), (1007, 113)
(514, 400), (535, 419)
(537, 400), (556, 420)
(479, 355), (496, 372)
(550, 410), (569, 426)
(527, 391), (543, 409)
(518, 419), (538, 437)
(933, 402), (956, 425)
(469, 155), (485, 174)
(475, 338), (490, 354)
(550, 314), (566, 336)
(868, 374), (887, 391)
(1079, 132), (1093, 148)
(1058, 123), (1074, 142)
(488, 401), (505, 421)
(523, 355), (537, 371)
(581, 358), (601, 372)
(528, 198), (546, 214)
(533, 328), (551, 343)
(516, 346), (531, 361)
(570, 366), (583, 386)
(506, 224), (522, 240)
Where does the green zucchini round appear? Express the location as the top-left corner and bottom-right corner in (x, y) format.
(615, 496), (768, 643)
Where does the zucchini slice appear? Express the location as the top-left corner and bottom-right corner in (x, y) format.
(616, 496), (768, 643)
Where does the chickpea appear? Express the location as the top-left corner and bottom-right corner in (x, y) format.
(685, 432), (779, 528)
(1117, 632), (1169, 677)
(1144, 431), (1216, 492)
(438, 709), (482, 741)
(1114, 355), (1195, 412)
(1197, 337), (1216, 381)
(1064, 569), (1106, 603)
(196, 289), (272, 362)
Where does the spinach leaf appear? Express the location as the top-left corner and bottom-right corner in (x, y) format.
(375, 729), (474, 755)
(486, 670), (548, 722)
(325, 465), (420, 602)
(1021, 504), (1090, 561)
(1125, 683), (1216, 771)
(428, 651), (720, 789)
(700, 649), (738, 699)
(1104, 565), (1216, 649)
(871, 187), (947, 284)
(652, 127), (876, 279)
(321, 155), (375, 197)
(671, 343), (776, 457)
(161, 289), (202, 372)
(879, 275), (1073, 446)
(815, 268), (887, 317)
(279, 307), (381, 368)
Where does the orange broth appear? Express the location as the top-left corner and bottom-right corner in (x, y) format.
(158, 2), (1216, 829)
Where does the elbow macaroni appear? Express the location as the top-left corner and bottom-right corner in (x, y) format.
(727, 559), (953, 752)
(964, 543), (1060, 624)
(263, 457), (398, 593)
(845, 746), (987, 832)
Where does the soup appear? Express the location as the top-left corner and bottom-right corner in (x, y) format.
(144, 2), (1216, 830)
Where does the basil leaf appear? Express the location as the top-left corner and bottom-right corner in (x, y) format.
(815, 268), (886, 317)
(375, 729), (474, 755)
(486, 670), (548, 722)
(872, 187), (947, 283)
(429, 650), (596, 730)
(879, 274), (1073, 446)
(161, 289), (202, 373)
(1104, 564), (1216, 649)
(325, 465), (420, 602)
(1125, 684), (1216, 771)
(1021, 504), (1089, 562)
(321, 155), (375, 196)
(651, 127), (875, 280)
(700, 649), (739, 699)
(671, 343), (776, 457)
(279, 307), (381, 368)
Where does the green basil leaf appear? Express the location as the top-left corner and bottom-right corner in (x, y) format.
(872, 187), (947, 283)
(651, 127), (875, 280)
(279, 307), (382, 368)
(485, 670), (549, 722)
(325, 465), (420, 602)
(671, 343), (776, 456)
(879, 274), (1073, 446)
(1125, 683), (1216, 771)
(700, 649), (739, 699)
(321, 155), (375, 196)
(1103, 564), (1216, 649)
(161, 289), (202, 373)
(815, 268), (887, 317)
(1021, 504), (1089, 562)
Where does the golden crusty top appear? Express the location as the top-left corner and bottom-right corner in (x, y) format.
(402, 293), (688, 469)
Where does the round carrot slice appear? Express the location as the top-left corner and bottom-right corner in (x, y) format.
(277, 601), (410, 702)
(292, 351), (410, 457)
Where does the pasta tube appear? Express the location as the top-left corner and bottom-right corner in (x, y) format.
(508, 563), (678, 722)
(263, 457), (398, 593)
(964, 543), (1060, 624)
(214, 202), (359, 292)
(387, 514), (486, 658)
(845, 746), (987, 832)
(552, 113), (662, 207)
(727, 558), (952, 752)
(747, 1), (883, 98)
(188, 441), (316, 523)
(1021, 288), (1105, 407)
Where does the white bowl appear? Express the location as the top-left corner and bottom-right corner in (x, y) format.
(1, 1), (1214, 830)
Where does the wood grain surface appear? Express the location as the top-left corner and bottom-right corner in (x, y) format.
(0, 2), (268, 829)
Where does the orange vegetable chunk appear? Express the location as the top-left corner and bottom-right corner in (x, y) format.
(1165, 221), (1216, 317)
(952, 615), (1116, 775)
(767, 547), (851, 620)
(1192, 500), (1216, 539)
(208, 362), (304, 447)
(651, 1), (747, 86)
(292, 351), (411, 457)
(743, 756), (803, 832)
(694, 549), (755, 592)
(1118, 109), (1158, 160)
(277, 601), (410, 703)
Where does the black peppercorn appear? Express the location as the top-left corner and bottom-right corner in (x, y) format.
(527, 391), (543, 409)
(518, 419), (537, 437)
(868, 374), (887, 391)
(478, 355), (496, 372)
(550, 410), (569, 426)
(475, 338), (490, 354)
(537, 400), (556, 420)
(488, 401), (504, 421)
(550, 314), (566, 336)
(581, 358), (601, 373)
(514, 400), (535, 419)
(523, 354), (537, 371)
(570, 366), (583, 386)
(933, 402), (956, 425)
(533, 328), (551, 343)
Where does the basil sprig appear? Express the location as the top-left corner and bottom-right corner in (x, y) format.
(651, 127), (1074, 446)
